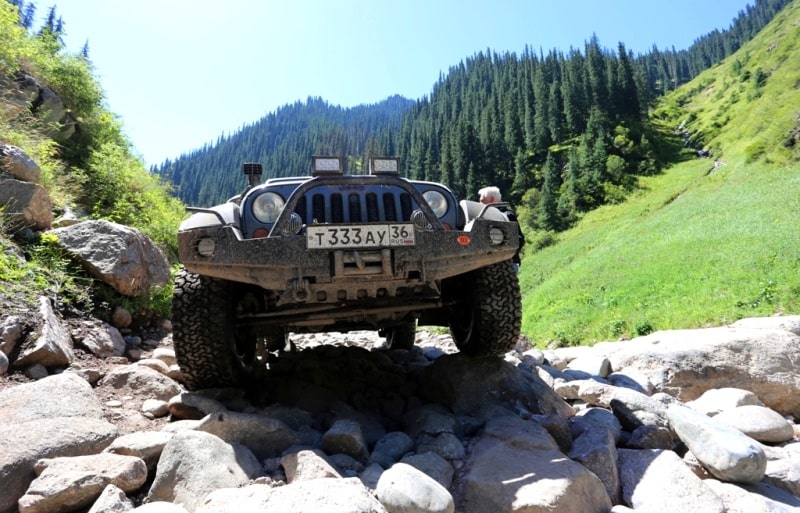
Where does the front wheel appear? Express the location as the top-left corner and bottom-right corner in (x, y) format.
(442, 260), (521, 356)
(172, 268), (261, 390)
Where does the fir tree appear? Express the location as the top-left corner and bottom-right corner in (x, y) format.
(537, 152), (562, 231)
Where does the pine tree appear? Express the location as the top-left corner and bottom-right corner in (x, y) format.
(80, 39), (90, 60)
(537, 152), (562, 230)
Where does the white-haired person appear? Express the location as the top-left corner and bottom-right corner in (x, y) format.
(478, 186), (502, 205)
(477, 186), (524, 272)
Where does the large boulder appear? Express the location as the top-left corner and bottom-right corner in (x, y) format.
(146, 430), (262, 512)
(417, 353), (575, 420)
(0, 143), (41, 183)
(14, 296), (73, 369)
(50, 220), (170, 297)
(454, 415), (611, 513)
(17, 453), (148, 513)
(0, 178), (53, 230)
(0, 73), (38, 121)
(0, 373), (118, 513)
(197, 478), (388, 513)
(583, 325), (800, 418)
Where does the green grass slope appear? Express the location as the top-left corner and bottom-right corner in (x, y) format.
(519, 0), (800, 347)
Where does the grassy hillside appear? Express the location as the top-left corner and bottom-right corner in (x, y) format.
(519, 0), (800, 347)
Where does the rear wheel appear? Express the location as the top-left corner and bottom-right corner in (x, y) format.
(442, 260), (521, 356)
(382, 319), (417, 350)
(172, 268), (266, 390)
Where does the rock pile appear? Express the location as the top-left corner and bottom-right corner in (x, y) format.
(2, 316), (800, 513)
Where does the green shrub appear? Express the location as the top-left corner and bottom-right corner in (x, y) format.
(745, 140), (767, 162)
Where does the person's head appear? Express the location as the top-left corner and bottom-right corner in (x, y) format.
(479, 186), (502, 204)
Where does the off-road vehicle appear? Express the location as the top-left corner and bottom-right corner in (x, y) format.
(172, 156), (522, 390)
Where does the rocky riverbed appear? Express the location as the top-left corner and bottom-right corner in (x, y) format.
(3, 315), (800, 513)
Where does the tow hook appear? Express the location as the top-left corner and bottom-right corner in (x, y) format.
(290, 278), (310, 302)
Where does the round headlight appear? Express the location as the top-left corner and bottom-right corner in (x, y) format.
(422, 190), (448, 218)
(252, 192), (285, 223)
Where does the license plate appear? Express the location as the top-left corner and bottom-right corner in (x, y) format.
(306, 224), (415, 249)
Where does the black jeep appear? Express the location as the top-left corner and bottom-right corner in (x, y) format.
(172, 156), (521, 390)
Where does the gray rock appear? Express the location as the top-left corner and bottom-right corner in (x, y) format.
(103, 431), (174, 473)
(281, 448), (342, 482)
(0, 371), (118, 513)
(606, 368), (655, 395)
(618, 449), (725, 512)
(196, 478), (387, 513)
(141, 398), (170, 418)
(566, 355), (612, 377)
(455, 415), (611, 513)
(376, 463), (454, 513)
(100, 365), (182, 402)
(604, 327), (800, 418)
(195, 411), (298, 459)
(370, 431), (414, 468)
(404, 404), (456, 438)
(50, 220), (170, 297)
(667, 404), (766, 483)
(571, 407), (623, 444)
(151, 347), (177, 367)
(518, 347), (545, 366)
(0, 416), (118, 513)
(705, 479), (799, 513)
(415, 432), (465, 460)
(35, 86), (71, 138)
(713, 405), (795, 443)
(730, 315), (800, 336)
(0, 314), (25, 357)
(24, 363), (49, 379)
(17, 453), (147, 513)
(322, 418), (369, 461)
(686, 387), (765, 416)
(740, 481), (800, 509)
(15, 296), (73, 368)
(136, 359), (171, 376)
(763, 457), (800, 498)
(131, 502), (190, 513)
(146, 430), (262, 511)
(530, 413), (573, 453)
(564, 379), (671, 428)
(111, 306), (133, 329)
(167, 392), (227, 420)
(360, 463), (385, 490)
(399, 452), (455, 490)
(80, 323), (127, 358)
(0, 178), (52, 229)
(87, 484), (134, 513)
(569, 427), (621, 504)
(417, 353), (574, 420)
(0, 143), (41, 182)
(328, 453), (364, 476)
(625, 425), (675, 450)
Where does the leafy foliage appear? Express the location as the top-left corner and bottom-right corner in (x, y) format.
(1, 1), (186, 321)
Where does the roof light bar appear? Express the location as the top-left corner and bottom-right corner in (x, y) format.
(369, 157), (400, 175)
(311, 156), (343, 176)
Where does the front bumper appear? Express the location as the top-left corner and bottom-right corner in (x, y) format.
(177, 218), (518, 305)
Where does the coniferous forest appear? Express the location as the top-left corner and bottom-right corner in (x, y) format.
(152, 0), (789, 234)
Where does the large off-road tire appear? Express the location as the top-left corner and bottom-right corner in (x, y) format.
(442, 260), (521, 356)
(172, 268), (255, 390)
(383, 319), (417, 350)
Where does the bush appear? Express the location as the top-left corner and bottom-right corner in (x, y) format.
(745, 140), (767, 163)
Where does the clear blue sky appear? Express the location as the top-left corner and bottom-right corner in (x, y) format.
(42, 0), (755, 167)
